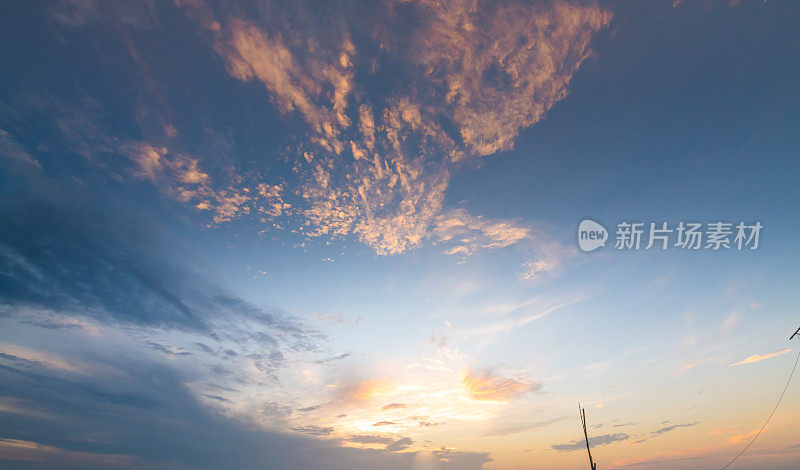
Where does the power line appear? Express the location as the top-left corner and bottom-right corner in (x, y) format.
(718, 346), (800, 470)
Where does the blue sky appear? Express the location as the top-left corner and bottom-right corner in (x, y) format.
(1, 1), (799, 469)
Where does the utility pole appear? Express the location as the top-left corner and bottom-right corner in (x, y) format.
(579, 404), (597, 470)
(790, 325), (800, 341)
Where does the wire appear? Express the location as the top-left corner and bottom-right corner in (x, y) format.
(718, 348), (800, 470)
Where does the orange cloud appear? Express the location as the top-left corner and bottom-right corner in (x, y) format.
(708, 428), (761, 443)
(178, 0), (609, 259)
(730, 348), (792, 367)
(126, 143), (287, 225)
(402, 1), (612, 157)
(625, 438), (648, 446)
(729, 429), (759, 443)
(462, 369), (535, 403)
(337, 378), (395, 404)
(223, 18), (340, 135)
(382, 403), (407, 411)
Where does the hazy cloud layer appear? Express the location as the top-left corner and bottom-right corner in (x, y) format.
(0, 331), (489, 470)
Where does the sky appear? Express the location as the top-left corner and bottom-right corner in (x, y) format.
(0, 0), (799, 469)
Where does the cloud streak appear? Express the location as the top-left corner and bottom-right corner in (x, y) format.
(730, 348), (792, 367)
(552, 433), (629, 452)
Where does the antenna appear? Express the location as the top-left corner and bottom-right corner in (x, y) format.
(579, 404), (597, 470)
(790, 325), (800, 341)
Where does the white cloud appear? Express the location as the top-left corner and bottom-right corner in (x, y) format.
(730, 348), (792, 367)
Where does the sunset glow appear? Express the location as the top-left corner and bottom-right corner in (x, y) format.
(1, 1), (799, 469)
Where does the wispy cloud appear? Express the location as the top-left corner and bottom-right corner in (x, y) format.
(462, 369), (537, 403)
(291, 425), (334, 437)
(346, 434), (413, 452)
(730, 348), (792, 367)
(552, 433), (629, 452)
(720, 311), (740, 335)
(729, 429), (759, 443)
(624, 421), (700, 446)
(0, 344), (80, 373)
(0, 129), (41, 170)
(488, 414), (572, 437)
(651, 422), (699, 436)
(126, 143), (289, 225)
(382, 403), (407, 411)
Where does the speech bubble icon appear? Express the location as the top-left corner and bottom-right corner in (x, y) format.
(577, 219), (608, 252)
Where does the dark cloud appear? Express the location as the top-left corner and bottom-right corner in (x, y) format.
(346, 435), (416, 453)
(591, 419), (638, 430)
(297, 404), (324, 413)
(386, 437), (413, 452)
(314, 352), (353, 364)
(147, 342), (192, 356)
(291, 425), (334, 437)
(416, 421), (442, 428)
(408, 416), (444, 428)
(0, 352), (45, 368)
(193, 342), (215, 354)
(348, 435), (394, 445)
(650, 422), (699, 436)
(551, 433), (629, 452)
(201, 393), (233, 404)
(262, 402), (293, 418)
(434, 447), (493, 468)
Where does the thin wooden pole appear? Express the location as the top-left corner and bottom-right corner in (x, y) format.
(579, 404), (597, 470)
